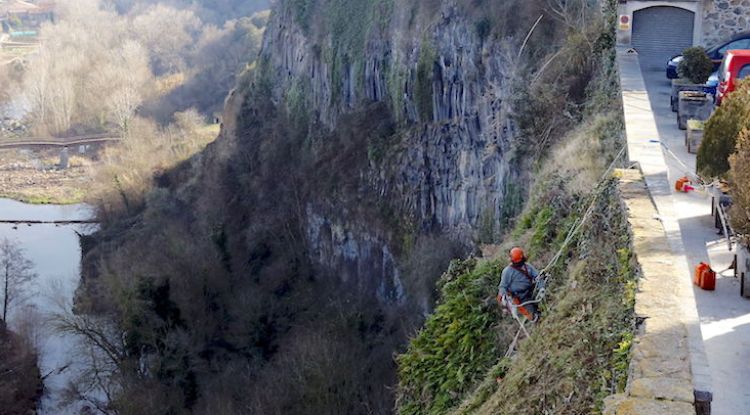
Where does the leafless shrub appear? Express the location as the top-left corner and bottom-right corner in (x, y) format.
(88, 111), (216, 222)
(730, 128), (750, 246)
(0, 324), (41, 415)
(0, 238), (37, 325)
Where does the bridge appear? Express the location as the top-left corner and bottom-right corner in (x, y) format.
(0, 133), (121, 149)
(0, 219), (97, 225)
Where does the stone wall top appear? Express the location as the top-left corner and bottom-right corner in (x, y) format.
(604, 170), (700, 415)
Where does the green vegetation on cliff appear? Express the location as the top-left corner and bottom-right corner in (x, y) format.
(287, 0), (394, 105)
(396, 13), (636, 410)
(396, 110), (636, 415)
(397, 259), (510, 414)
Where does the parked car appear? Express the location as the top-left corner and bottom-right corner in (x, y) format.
(666, 31), (750, 79)
(716, 50), (750, 105)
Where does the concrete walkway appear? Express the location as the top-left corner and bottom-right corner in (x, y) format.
(638, 57), (750, 415)
(615, 48), (713, 414)
(604, 169), (697, 415)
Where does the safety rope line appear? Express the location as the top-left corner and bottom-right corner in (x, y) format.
(517, 145), (627, 307)
(656, 140), (733, 250)
(502, 146), (627, 354)
(503, 139), (735, 356)
(652, 140), (709, 186)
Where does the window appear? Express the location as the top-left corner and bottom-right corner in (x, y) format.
(718, 39), (750, 56)
(739, 64), (750, 79)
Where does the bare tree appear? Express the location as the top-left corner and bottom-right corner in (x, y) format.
(130, 4), (201, 74)
(546, 0), (593, 31)
(0, 238), (37, 325)
(23, 47), (51, 134)
(54, 313), (123, 415)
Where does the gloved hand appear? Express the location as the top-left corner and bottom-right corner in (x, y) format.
(498, 293), (513, 316)
(498, 293), (509, 307)
(535, 273), (547, 290)
(535, 287), (546, 302)
(509, 301), (519, 320)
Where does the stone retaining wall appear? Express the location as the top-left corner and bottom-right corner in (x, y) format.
(603, 169), (699, 415)
(702, 0), (750, 46)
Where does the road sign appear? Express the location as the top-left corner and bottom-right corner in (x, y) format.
(619, 15), (630, 30)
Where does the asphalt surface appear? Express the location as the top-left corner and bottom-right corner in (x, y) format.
(640, 62), (750, 415)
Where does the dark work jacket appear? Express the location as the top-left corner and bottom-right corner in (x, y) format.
(498, 263), (539, 300)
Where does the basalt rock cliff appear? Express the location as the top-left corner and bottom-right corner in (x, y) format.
(80, 1), (612, 413)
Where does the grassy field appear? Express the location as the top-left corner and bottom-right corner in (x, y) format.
(0, 38), (39, 66)
(0, 149), (92, 205)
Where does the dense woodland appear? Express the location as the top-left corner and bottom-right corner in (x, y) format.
(0, 0), (268, 134)
(0, 0), (268, 413)
(0, 326), (41, 415)
(3, 0), (712, 413)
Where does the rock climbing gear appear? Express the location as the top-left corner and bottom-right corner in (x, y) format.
(503, 146), (627, 357)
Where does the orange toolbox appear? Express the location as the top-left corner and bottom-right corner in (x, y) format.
(694, 262), (716, 291)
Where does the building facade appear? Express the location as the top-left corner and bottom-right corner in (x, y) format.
(0, 1), (54, 34)
(617, 0), (750, 67)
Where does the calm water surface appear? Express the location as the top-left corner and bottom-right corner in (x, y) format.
(0, 198), (96, 414)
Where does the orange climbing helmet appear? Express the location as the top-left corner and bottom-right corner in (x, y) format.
(510, 247), (525, 264)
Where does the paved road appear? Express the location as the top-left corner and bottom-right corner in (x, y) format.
(640, 63), (750, 415)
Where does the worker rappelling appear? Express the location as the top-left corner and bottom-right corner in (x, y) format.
(497, 247), (544, 322)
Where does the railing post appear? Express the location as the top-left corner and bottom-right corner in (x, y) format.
(58, 146), (69, 169)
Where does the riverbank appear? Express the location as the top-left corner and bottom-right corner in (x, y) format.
(0, 326), (42, 414)
(0, 149), (93, 205)
(0, 198), (97, 414)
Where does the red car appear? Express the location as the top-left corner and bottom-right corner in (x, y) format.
(717, 50), (750, 105)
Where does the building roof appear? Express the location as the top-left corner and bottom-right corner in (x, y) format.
(0, 1), (44, 16)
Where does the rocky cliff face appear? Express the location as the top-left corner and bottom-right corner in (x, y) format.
(213, 0), (558, 309)
(256, 1), (521, 238)
(80, 1), (586, 413)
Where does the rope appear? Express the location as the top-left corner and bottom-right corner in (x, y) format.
(655, 140), (733, 249)
(652, 140), (706, 185)
(514, 145), (627, 309)
(502, 146), (627, 351)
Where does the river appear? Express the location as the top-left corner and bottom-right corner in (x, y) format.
(0, 198), (96, 414)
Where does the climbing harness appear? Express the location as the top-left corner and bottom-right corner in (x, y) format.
(503, 146), (627, 356)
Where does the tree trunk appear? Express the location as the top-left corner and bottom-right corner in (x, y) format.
(3, 264), (9, 323)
